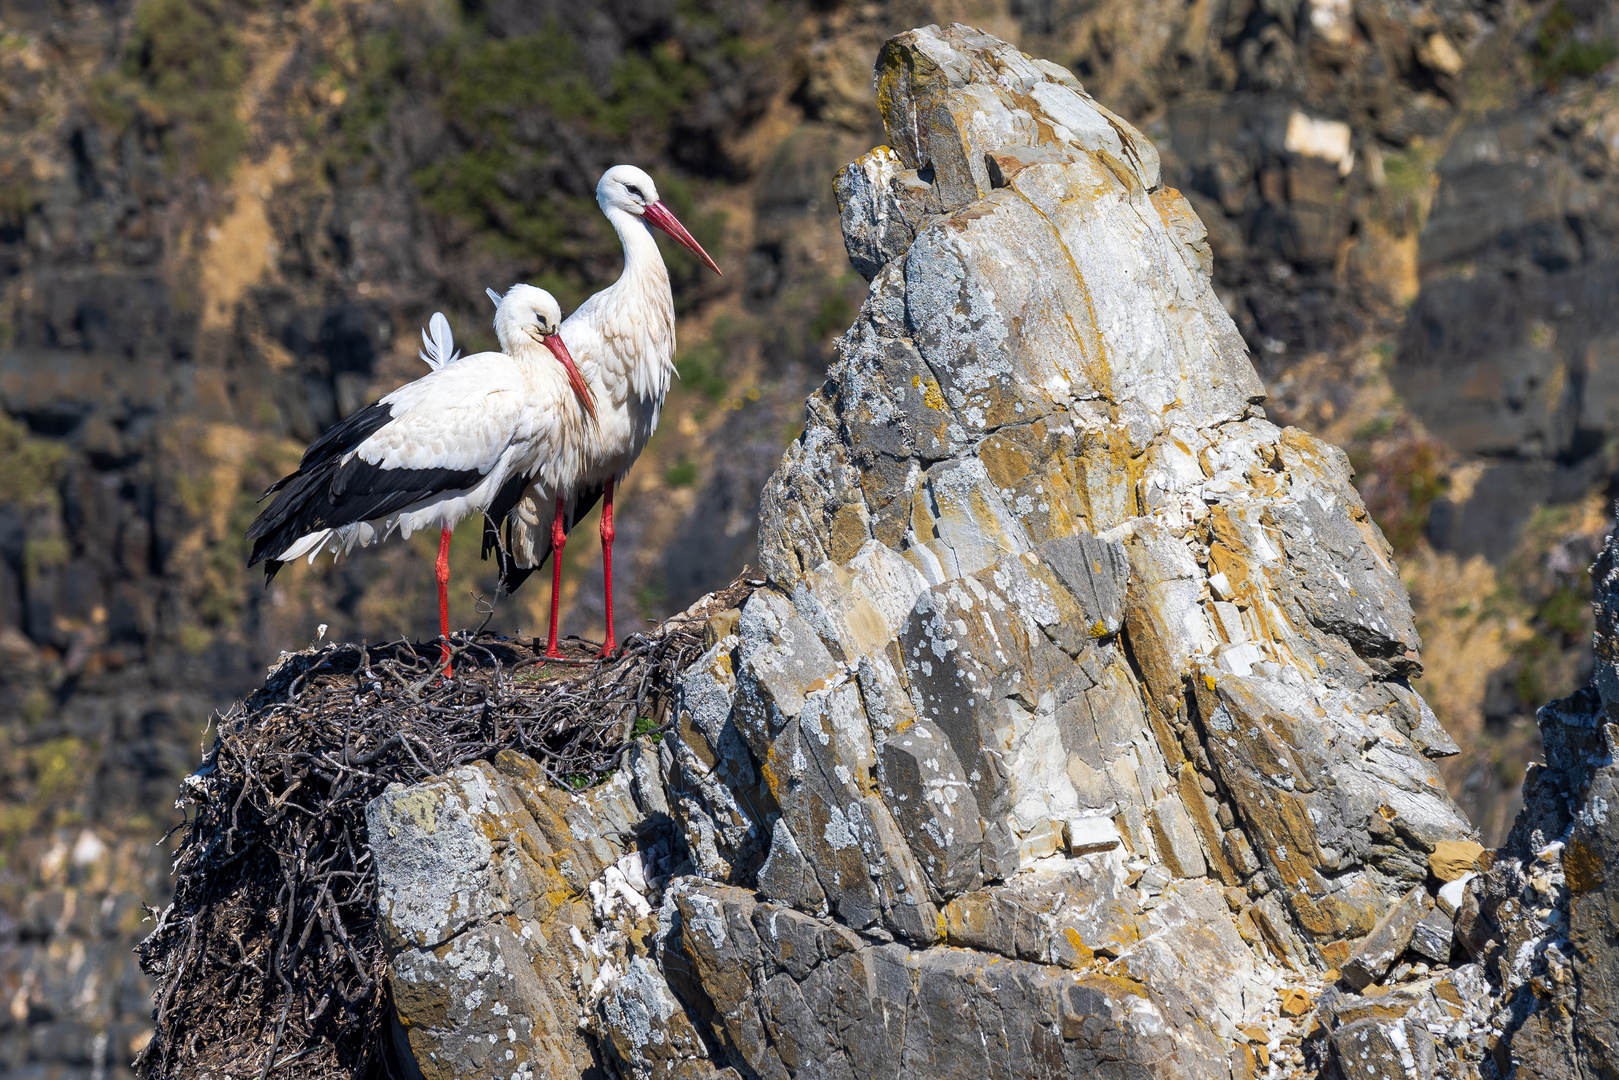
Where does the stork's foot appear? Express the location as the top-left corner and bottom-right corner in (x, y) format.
(596, 639), (617, 660)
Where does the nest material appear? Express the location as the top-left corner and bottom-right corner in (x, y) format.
(135, 579), (751, 1080)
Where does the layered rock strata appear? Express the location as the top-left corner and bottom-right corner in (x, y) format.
(366, 24), (1499, 1080)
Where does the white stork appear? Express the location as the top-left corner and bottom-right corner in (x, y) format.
(485, 165), (720, 658)
(247, 284), (595, 673)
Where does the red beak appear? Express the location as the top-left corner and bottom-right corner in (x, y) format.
(544, 334), (595, 420)
(642, 201), (722, 276)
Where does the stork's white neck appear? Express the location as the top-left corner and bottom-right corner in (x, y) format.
(603, 205), (670, 293)
(560, 199), (678, 442)
(587, 203), (676, 370)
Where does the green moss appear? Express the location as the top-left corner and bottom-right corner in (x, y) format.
(0, 416), (68, 508)
(664, 458), (699, 488)
(30, 736), (87, 801)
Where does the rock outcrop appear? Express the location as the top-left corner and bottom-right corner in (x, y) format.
(360, 25), (1531, 1080)
(1305, 520), (1619, 1078)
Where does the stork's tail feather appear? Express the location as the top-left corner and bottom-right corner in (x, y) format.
(419, 312), (460, 370)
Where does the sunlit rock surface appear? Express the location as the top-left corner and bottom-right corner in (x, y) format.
(364, 25), (1600, 1080)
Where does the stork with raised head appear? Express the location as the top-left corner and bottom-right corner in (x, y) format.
(485, 165), (720, 658)
(246, 284), (595, 674)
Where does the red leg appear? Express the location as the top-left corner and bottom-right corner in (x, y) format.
(599, 478), (615, 657)
(436, 527), (452, 677)
(544, 495), (567, 660)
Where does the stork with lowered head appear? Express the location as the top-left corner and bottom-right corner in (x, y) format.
(246, 284), (595, 674)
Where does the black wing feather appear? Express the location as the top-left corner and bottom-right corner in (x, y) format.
(246, 400), (486, 576)
(261, 401), (394, 499)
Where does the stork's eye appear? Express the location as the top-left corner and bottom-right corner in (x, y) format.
(626, 185), (644, 200)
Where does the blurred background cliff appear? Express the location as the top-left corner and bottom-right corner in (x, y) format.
(1, 0), (1617, 1073)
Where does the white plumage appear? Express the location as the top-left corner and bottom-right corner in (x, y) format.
(419, 311), (460, 370)
(247, 284), (595, 666)
(489, 165), (721, 656)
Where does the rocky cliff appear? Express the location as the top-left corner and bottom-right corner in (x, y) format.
(10, 2), (1619, 1077)
(346, 26), (1601, 1080)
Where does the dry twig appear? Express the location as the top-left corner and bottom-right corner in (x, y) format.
(135, 578), (750, 1079)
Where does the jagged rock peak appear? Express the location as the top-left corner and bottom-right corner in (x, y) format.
(369, 25), (1494, 1080)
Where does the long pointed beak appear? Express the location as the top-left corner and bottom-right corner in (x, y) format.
(544, 334), (596, 421)
(642, 201), (722, 276)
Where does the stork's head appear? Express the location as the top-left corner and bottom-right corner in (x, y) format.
(597, 165), (722, 276)
(487, 284), (595, 420)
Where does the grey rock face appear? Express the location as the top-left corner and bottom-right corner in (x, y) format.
(1398, 80), (1619, 564)
(1305, 520), (1619, 1077)
(368, 767), (508, 952)
(1407, 905), (1455, 966)
(1431, 528), (1619, 1078)
(368, 754), (699, 1080)
(366, 24), (1510, 1080)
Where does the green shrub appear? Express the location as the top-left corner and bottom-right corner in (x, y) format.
(119, 0), (248, 181)
(674, 317), (736, 402)
(1352, 437), (1448, 554)
(1534, 1), (1618, 86)
(0, 416), (68, 509)
(408, 23), (721, 289)
(808, 291), (853, 341)
(664, 458), (699, 487)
